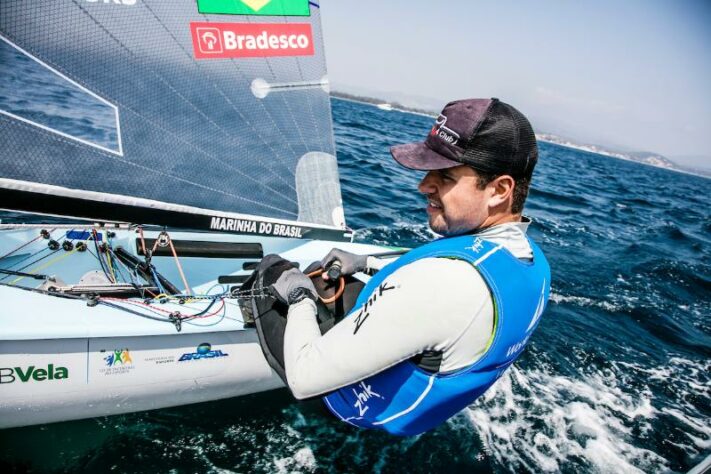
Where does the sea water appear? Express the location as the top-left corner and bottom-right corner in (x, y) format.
(0, 98), (709, 473)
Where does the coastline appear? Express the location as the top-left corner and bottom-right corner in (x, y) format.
(331, 95), (709, 180)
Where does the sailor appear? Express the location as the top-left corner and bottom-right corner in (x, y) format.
(268, 98), (551, 436)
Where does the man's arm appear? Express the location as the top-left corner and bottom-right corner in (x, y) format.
(283, 258), (493, 399)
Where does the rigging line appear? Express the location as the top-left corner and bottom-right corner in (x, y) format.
(101, 296), (222, 321)
(0, 246), (49, 275)
(85, 241), (111, 283)
(142, 3), (299, 194)
(76, 2), (299, 203)
(109, 249), (139, 289)
(0, 234), (67, 282)
(0, 232), (43, 260)
(167, 236), (192, 296)
(9, 247), (78, 285)
(184, 299), (224, 321)
(107, 247), (131, 284)
(0, 279), (87, 301)
(98, 299), (173, 323)
(0, 228), (58, 274)
(138, 227), (148, 257)
(151, 231), (192, 296)
(151, 266), (166, 295)
(103, 233), (117, 284)
(0, 268), (49, 280)
(1, 114), (297, 215)
(181, 298), (219, 319)
(0, 278), (170, 322)
(101, 297), (176, 315)
(131, 230), (157, 297)
(91, 230), (113, 283)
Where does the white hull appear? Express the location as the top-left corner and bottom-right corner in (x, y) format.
(0, 225), (389, 428)
(0, 332), (282, 429)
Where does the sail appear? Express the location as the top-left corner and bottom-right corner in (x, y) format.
(0, 0), (348, 240)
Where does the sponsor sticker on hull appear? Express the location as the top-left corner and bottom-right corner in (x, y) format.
(99, 348), (134, 376)
(0, 364), (68, 384)
(190, 22), (314, 59)
(178, 343), (229, 362)
(197, 0), (311, 17)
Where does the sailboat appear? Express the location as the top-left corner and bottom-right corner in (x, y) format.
(0, 0), (388, 429)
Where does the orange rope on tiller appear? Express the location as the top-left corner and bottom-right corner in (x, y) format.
(306, 268), (345, 304)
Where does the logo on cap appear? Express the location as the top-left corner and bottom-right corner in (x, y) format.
(430, 114), (460, 146)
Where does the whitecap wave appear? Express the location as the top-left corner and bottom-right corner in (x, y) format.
(549, 292), (622, 312)
(464, 353), (709, 473)
(465, 366), (664, 472)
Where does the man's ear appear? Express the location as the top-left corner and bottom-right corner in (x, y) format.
(487, 175), (515, 209)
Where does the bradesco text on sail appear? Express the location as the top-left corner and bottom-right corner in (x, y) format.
(190, 22), (315, 59)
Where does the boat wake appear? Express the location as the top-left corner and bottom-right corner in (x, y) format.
(466, 354), (709, 473)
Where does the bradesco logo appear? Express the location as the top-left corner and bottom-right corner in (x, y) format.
(197, 0), (311, 16)
(190, 22), (314, 59)
(178, 343), (229, 362)
(0, 364), (68, 384)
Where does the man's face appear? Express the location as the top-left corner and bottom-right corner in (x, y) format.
(418, 165), (489, 236)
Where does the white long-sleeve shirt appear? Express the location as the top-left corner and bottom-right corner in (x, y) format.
(283, 220), (533, 399)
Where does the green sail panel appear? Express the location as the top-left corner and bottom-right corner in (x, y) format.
(197, 0), (311, 16)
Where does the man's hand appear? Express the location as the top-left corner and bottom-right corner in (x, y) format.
(269, 268), (318, 305)
(320, 248), (368, 280)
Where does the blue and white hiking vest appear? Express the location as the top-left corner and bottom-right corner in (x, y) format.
(322, 234), (551, 436)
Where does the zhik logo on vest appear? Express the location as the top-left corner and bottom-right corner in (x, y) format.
(0, 364), (69, 384)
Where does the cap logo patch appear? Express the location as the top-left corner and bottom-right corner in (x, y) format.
(430, 114), (460, 145)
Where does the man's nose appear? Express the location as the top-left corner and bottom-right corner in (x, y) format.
(418, 171), (438, 194)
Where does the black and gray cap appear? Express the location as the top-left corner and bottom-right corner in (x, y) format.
(390, 98), (538, 178)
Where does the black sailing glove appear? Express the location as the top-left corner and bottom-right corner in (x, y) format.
(320, 248), (368, 279)
(269, 268), (318, 305)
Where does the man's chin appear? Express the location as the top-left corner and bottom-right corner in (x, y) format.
(428, 217), (448, 236)
(428, 218), (478, 237)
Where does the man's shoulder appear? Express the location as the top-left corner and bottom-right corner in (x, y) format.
(390, 256), (487, 291)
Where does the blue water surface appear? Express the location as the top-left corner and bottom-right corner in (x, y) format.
(0, 98), (709, 473)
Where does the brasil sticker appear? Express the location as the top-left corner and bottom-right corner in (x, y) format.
(197, 0), (311, 17)
(190, 22), (314, 59)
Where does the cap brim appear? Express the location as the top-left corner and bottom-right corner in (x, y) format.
(390, 143), (461, 171)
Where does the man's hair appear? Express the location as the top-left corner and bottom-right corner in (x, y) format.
(473, 169), (532, 214)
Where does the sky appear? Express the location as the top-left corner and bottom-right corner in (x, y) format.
(319, 0), (711, 168)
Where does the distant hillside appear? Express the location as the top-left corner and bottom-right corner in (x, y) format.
(331, 91), (436, 117)
(330, 90), (709, 179)
(537, 134), (711, 178)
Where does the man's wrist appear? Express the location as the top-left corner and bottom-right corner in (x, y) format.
(287, 286), (316, 305)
